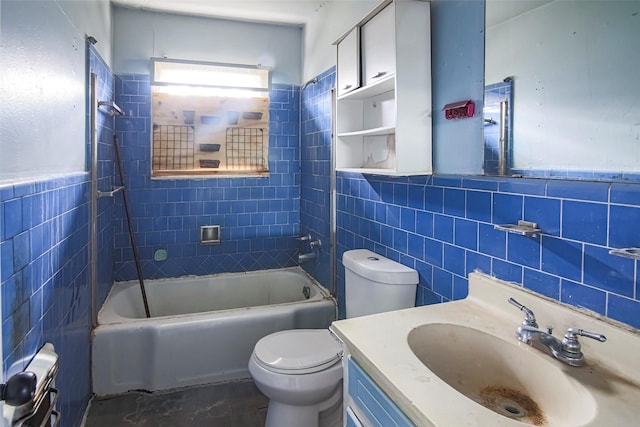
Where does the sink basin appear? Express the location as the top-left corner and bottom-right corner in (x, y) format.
(332, 272), (640, 426)
(407, 323), (596, 426)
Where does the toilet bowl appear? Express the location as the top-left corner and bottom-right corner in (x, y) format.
(248, 329), (343, 427)
(249, 249), (419, 427)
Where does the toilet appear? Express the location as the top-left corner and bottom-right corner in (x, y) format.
(248, 249), (418, 427)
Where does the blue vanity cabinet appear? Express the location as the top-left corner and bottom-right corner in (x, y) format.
(345, 356), (414, 427)
(346, 407), (364, 427)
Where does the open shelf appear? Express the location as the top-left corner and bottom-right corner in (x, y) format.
(336, 167), (433, 176)
(338, 126), (395, 138)
(338, 74), (395, 101)
(337, 167), (396, 175)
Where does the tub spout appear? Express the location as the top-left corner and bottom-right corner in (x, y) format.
(297, 252), (316, 263)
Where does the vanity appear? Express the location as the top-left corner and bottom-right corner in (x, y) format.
(330, 272), (640, 426)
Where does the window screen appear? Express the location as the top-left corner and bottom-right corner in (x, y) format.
(150, 58), (270, 177)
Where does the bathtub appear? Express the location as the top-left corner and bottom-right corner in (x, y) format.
(92, 267), (336, 396)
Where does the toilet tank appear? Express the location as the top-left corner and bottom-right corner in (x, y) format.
(343, 249), (418, 318)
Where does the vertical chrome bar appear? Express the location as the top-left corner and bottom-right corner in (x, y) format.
(330, 88), (337, 299)
(499, 99), (509, 176)
(90, 73), (98, 328)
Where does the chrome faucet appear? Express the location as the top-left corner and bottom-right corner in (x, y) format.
(296, 235), (321, 264)
(297, 252), (316, 263)
(508, 298), (607, 367)
(508, 297), (539, 341)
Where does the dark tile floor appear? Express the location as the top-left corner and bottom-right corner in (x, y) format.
(84, 379), (268, 427)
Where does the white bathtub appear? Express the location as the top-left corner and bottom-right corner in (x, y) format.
(92, 267), (336, 396)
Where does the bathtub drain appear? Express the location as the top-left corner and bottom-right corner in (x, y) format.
(303, 286), (311, 299)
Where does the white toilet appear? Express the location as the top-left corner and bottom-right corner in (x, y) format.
(248, 249), (418, 427)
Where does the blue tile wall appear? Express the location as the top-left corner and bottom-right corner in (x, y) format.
(299, 68), (335, 289)
(113, 75), (300, 280)
(0, 45), (113, 427)
(336, 173), (640, 329)
(0, 174), (90, 427)
(0, 45), (113, 426)
(510, 169), (640, 183)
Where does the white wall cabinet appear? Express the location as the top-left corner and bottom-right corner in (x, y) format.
(361, 3), (396, 87)
(337, 28), (360, 97)
(335, 0), (432, 176)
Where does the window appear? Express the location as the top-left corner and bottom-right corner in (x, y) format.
(150, 58), (270, 177)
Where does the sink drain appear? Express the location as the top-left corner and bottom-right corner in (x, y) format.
(498, 400), (526, 418)
(478, 385), (547, 426)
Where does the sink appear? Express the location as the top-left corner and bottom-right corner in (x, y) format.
(407, 323), (596, 426)
(332, 272), (640, 426)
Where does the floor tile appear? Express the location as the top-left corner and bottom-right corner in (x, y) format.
(84, 379), (268, 427)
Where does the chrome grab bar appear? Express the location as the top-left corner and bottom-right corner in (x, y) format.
(97, 186), (125, 198)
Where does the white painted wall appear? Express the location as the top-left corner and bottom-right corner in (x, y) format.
(112, 7), (302, 84)
(0, 0), (112, 181)
(486, 1), (640, 173)
(302, 0), (379, 82)
(58, 0), (112, 65)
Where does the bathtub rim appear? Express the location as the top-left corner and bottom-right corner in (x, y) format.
(96, 266), (335, 326)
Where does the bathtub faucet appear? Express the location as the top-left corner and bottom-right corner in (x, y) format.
(296, 235), (321, 264)
(297, 252), (316, 263)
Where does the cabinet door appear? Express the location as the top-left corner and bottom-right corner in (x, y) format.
(346, 407), (365, 427)
(348, 357), (414, 427)
(337, 28), (360, 97)
(361, 3), (396, 87)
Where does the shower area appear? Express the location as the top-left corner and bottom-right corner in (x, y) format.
(88, 65), (337, 309)
(298, 68), (337, 302)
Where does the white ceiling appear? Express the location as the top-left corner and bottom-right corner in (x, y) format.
(111, 0), (332, 25)
(111, 0), (554, 28)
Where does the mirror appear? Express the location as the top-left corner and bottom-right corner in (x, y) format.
(484, 1), (640, 181)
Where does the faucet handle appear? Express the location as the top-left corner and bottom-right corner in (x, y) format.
(561, 328), (607, 357)
(567, 328), (607, 342)
(508, 298), (538, 328)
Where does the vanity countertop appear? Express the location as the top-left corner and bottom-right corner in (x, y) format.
(330, 272), (640, 427)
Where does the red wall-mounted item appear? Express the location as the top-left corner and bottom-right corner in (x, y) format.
(443, 100), (475, 120)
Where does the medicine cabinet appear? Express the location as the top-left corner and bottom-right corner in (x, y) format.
(335, 0), (432, 176)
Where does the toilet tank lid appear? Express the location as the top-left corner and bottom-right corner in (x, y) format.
(342, 249), (418, 285)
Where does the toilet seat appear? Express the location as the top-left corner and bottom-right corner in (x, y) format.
(253, 329), (342, 375)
